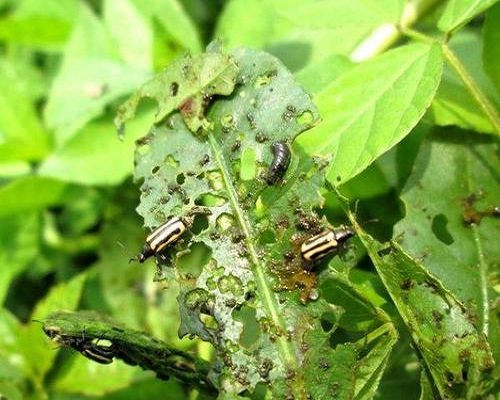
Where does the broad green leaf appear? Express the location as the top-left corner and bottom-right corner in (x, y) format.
(271, 0), (404, 29)
(0, 176), (74, 217)
(0, 0), (77, 50)
(114, 46), (238, 134)
(355, 226), (495, 399)
(0, 214), (39, 304)
(22, 273), (87, 382)
(393, 129), (499, 371)
(44, 3), (149, 144)
(103, 0), (153, 71)
(0, 309), (27, 382)
(438, 0), (499, 33)
(146, 0), (202, 53)
(215, 0), (396, 71)
(297, 43), (443, 185)
(483, 3), (500, 95)
(38, 112), (152, 185)
(294, 53), (354, 96)
(430, 30), (498, 134)
(0, 66), (50, 162)
(123, 44), (395, 397)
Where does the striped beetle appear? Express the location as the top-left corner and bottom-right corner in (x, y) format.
(266, 141), (291, 185)
(136, 216), (187, 263)
(301, 226), (354, 262)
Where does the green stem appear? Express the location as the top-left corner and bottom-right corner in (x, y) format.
(442, 44), (500, 136)
(350, 0), (444, 61)
(207, 133), (305, 398)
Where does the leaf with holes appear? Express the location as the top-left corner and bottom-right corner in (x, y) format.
(392, 128), (499, 396)
(114, 43), (238, 135)
(123, 45), (397, 397)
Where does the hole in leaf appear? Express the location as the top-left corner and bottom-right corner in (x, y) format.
(431, 213), (453, 245)
(195, 193), (227, 207)
(164, 154), (179, 168)
(297, 110), (314, 125)
(329, 327), (365, 348)
(206, 171), (223, 190)
(218, 274), (243, 296)
(233, 306), (261, 349)
(216, 213), (235, 231)
(320, 311), (338, 332)
(240, 147), (257, 181)
(176, 173), (185, 185)
(191, 214), (209, 234)
(200, 313), (218, 330)
(258, 229), (276, 245)
(177, 242), (212, 278)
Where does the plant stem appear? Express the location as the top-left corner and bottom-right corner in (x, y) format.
(442, 44), (500, 136)
(350, 0), (444, 62)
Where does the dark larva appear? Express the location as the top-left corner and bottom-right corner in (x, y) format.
(266, 142), (291, 185)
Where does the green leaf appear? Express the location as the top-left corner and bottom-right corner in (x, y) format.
(355, 227), (495, 399)
(146, 0), (202, 53)
(0, 65), (50, 162)
(0, 0), (77, 50)
(43, 3), (150, 144)
(393, 128), (499, 389)
(38, 112), (152, 185)
(430, 30), (498, 135)
(483, 3), (500, 95)
(0, 176), (74, 217)
(294, 53), (354, 96)
(0, 214), (39, 304)
(271, 0), (404, 29)
(103, 0), (153, 71)
(114, 46), (238, 134)
(438, 0), (499, 33)
(297, 43), (443, 185)
(215, 0), (402, 71)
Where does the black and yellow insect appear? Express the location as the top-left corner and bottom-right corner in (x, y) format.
(266, 141), (291, 184)
(136, 217), (187, 263)
(301, 226), (354, 262)
(80, 339), (116, 364)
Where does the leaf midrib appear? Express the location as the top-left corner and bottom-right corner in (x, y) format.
(208, 132), (304, 396)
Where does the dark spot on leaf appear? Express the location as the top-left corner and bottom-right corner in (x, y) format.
(255, 131), (268, 143)
(431, 214), (454, 245)
(319, 358), (330, 370)
(176, 174), (185, 184)
(431, 310), (444, 329)
(231, 140), (241, 152)
(199, 154), (210, 166)
(400, 279), (414, 290)
(170, 82), (179, 96)
(151, 165), (160, 174)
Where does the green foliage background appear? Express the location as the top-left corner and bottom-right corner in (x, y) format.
(0, 0), (498, 399)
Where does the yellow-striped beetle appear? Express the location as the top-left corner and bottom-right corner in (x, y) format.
(266, 142), (291, 184)
(136, 217), (187, 263)
(301, 226), (354, 262)
(80, 339), (116, 364)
